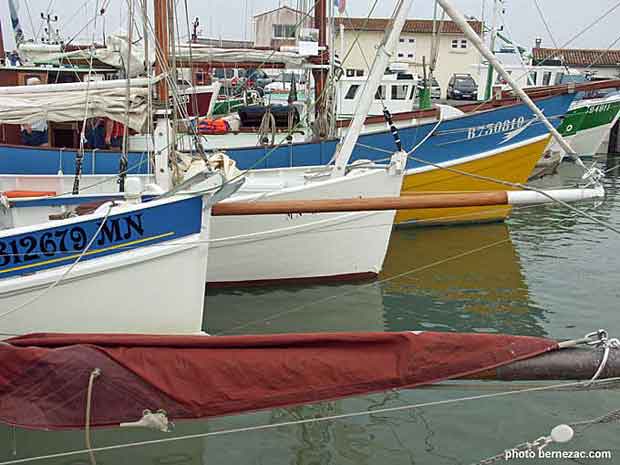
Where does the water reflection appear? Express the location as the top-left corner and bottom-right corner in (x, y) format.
(207, 220), (547, 338)
(379, 224), (547, 336)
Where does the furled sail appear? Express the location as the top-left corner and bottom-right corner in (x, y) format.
(0, 77), (157, 130)
(175, 45), (307, 67)
(0, 331), (557, 430)
(18, 35), (151, 77)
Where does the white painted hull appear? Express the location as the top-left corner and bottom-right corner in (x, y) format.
(207, 164), (405, 285)
(1, 161), (405, 287)
(0, 198), (211, 336)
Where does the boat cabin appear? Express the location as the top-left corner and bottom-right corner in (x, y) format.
(336, 71), (418, 119)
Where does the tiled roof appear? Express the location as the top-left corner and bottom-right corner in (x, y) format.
(334, 17), (483, 35)
(532, 47), (620, 67)
(254, 6), (303, 19)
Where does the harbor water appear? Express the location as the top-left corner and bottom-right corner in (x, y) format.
(2, 156), (620, 464)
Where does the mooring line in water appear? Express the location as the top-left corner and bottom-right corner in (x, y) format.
(216, 236), (513, 335)
(2, 377), (619, 465)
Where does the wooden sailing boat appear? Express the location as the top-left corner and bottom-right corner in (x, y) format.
(0, 188), (214, 335)
(0, 0), (588, 231)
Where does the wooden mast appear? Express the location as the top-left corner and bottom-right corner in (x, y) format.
(154, 0), (169, 103)
(312, 0), (327, 116)
(0, 20), (6, 65)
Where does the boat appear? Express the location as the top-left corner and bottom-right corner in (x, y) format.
(554, 92), (620, 158)
(0, 185), (214, 336)
(0, 0), (416, 287)
(207, 153), (405, 285)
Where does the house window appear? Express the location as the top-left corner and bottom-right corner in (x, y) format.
(344, 84), (360, 100)
(391, 84), (409, 100)
(398, 35), (416, 60)
(375, 85), (386, 100)
(346, 69), (364, 77)
(451, 38), (468, 49)
(273, 24), (296, 39)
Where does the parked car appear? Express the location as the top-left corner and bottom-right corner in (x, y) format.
(417, 76), (441, 99)
(246, 69), (275, 95)
(263, 72), (307, 95)
(447, 74), (478, 100)
(212, 68), (247, 91)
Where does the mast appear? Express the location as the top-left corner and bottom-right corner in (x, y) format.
(0, 18), (5, 65)
(154, 0), (169, 103)
(312, 0), (327, 116)
(483, 0), (500, 100)
(435, 0), (581, 162)
(333, 0), (414, 174)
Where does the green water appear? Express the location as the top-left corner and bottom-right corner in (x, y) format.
(3, 157), (620, 464)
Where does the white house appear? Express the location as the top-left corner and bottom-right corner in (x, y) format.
(254, 6), (312, 49)
(332, 17), (484, 98)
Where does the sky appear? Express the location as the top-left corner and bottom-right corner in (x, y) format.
(0, 0), (619, 52)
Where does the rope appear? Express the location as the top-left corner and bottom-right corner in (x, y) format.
(532, 0), (570, 74)
(74, 0), (101, 195)
(217, 236), (513, 335)
(119, 0), (135, 193)
(401, 151), (620, 236)
(511, 0), (620, 83)
(2, 377), (618, 465)
(85, 368), (101, 465)
(258, 108), (277, 146)
(0, 203), (114, 324)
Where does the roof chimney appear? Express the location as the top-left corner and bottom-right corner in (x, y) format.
(535, 37), (542, 49)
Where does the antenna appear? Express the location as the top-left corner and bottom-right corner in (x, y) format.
(40, 12), (60, 44)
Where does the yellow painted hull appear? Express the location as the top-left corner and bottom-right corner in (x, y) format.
(395, 136), (552, 226)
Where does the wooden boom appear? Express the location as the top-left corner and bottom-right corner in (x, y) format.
(212, 191), (509, 216)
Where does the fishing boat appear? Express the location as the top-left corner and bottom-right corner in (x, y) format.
(0, 186), (213, 336)
(553, 92), (620, 158)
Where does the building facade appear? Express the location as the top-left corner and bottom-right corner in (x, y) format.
(333, 18), (484, 98)
(254, 6), (312, 49)
(252, 7), (483, 98)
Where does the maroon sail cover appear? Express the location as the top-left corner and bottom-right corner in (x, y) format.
(0, 331), (557, 430)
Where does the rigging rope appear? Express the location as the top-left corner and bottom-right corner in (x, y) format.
(0, 203), (113, 324)
(2, 377), (619, 465)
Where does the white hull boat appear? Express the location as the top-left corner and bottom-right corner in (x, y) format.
(208, 156), (406, 285)
(0, 193), (211, 336)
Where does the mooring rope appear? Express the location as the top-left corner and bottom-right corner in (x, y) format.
(2, 377), (619, 465)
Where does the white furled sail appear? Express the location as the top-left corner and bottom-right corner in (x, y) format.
(0, 78), (157, 130)
(18, 35), (151, 77)
(174, 46), (307, 67)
